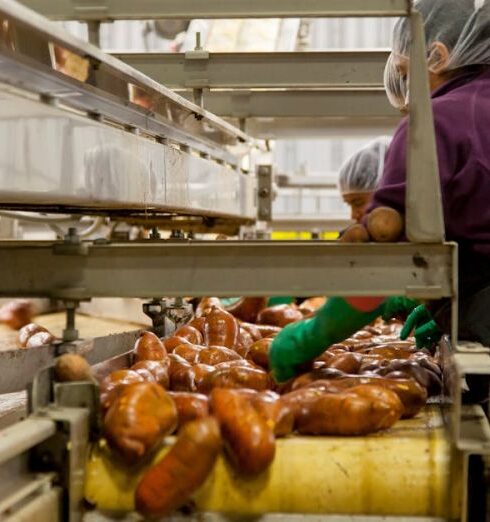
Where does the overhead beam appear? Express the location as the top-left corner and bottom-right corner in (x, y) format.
(178, 89), (399, 119)
(112, 51), (391, 90)
(230, 117), (400, 139)
(0, 240), (455, 300)
(18, 0), (410, 20)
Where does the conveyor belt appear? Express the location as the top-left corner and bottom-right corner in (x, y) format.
(84, 406), (462, 519)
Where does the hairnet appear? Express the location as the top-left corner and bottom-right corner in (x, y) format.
(385, 0), (490, 109)
(338, 137), (392, 195)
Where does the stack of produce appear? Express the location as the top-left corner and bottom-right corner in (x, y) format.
(62, 296), (441, 518)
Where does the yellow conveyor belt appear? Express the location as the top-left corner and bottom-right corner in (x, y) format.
(85, 406), (463, 518)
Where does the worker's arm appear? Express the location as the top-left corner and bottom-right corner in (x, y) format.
(269, 296), (418, 382)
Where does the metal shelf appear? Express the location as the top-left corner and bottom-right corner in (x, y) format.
(111, 51), (390, 90)
(17, 0), (409, 20)
(0, 240), (456, 301)
(0, 0), (250, 160)
(0, 85), (256, 221)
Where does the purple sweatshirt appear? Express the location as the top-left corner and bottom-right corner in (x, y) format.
(369, 67), (490, 265)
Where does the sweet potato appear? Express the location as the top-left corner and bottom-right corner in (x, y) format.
(252, 391), (295, 437)
(225, 297), (268, 323)
(168, 354), (196, 392)
(257, 305), (303, 327)
(174, 325), (203, 345)
(239, 322), (263, 342)
(293, 384), (402, 435)
(173, 343), (203, 364)
(247, 338), (273, 370)
(26, 331), (56, 348)
(298, 297), (327, 316)
(99, 369), (145, 410)
(210, 388), (275, 475)
(367, 207), (404, 242)
(0, 299), (34, 330)
(135, 417), (221, 518)
(202, 366), (272, 393)
(162, 336), (191, 353)
(187, 317), (206, 336)
(196, 297), (222, 317)
(18, 323), (48, 347)
(339, 224), (370, 243)
(254, 324), (282, 338)
(134, 331), (167, 363)
(131, 361), (169, 389)
(197, 346), (242, 366)
(328, 352), (362, 374)
(54, 353), (93, 383)
(193, 364), (216, 391)
(305, 376), (427, 419)
(203, 308), (239, 349)
(104, 382), (177, 464)
(168, 392), (209, 428)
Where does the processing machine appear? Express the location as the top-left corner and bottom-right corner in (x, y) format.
(0, 0), (488, 521)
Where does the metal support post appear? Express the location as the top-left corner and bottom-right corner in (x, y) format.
(86, 20), (100, 47)
(62, 302), (79, 342)
(406, 10), (445, 243)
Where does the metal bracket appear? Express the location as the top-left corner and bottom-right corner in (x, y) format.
(143, 297), (192, 337)
(257, 164), (273, 221)
(29, 406), (89, 522)
(441, 338), (490, 455)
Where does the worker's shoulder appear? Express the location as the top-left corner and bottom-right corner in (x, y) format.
(432, 74), (490, 119)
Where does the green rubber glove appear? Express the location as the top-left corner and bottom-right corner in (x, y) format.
(267, 296), (294, 306)
(400, 305), (442, 349)
(381, 296), (420, 322)
(269, 297), (378, 383)
(269, 295), (419, 383)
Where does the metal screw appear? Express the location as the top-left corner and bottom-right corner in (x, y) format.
(64, 227), (80, 245)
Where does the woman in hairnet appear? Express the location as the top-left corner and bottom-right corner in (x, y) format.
(339, 137), (391, 223)
(269, 0), (490, 382)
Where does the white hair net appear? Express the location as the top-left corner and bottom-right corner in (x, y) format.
(385, 0), (490, 109)
(338, 136), (392, 195)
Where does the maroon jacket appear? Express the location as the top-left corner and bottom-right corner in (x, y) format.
(369, 67), (490, 303)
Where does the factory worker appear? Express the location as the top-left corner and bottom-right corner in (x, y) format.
(339, 137), (391, 223)
(270, 0), (490, 382)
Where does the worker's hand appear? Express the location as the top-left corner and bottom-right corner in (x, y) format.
(269, 319), (318, 383)
(381, 296), (419, 322)
(269, 297), (384, 383)
(400, 305), (442, 349)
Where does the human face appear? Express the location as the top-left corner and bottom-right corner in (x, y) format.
(342, 192), (373, 223)
(393, 45), (454, 101)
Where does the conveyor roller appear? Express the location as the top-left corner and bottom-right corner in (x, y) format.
(85, 406), (462, 518)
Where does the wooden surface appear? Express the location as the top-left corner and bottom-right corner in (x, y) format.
(0, 312), (145, 351)
(0, 312), (145, 427)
